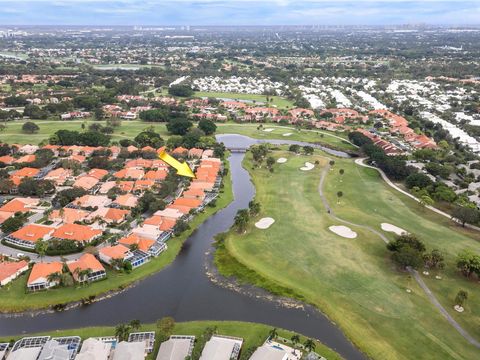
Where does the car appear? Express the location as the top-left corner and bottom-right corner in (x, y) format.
(17, 253), (25, 258)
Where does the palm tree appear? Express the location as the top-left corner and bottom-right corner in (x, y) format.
(129, 243), (139, 252)
(339, 168), (344, 182)
(129, 319), (141, 331)
(304, 338), (316, 353)
(35, 240), (48, 263)
(268, 328), (278, 340)
(336, 191), (343, 204)
(291, 334), (300, 348)
(47, 271), (62, 286)
(110, 258), (125, 270)
(115, 323), (131, 342)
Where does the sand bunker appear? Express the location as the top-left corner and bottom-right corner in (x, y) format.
(454, 305), (464, 313)
(277, 157), (287, 163)
(255, 217), (275, 229)
(381, 223), (407, 236)
(263, 128), (274, 132)
(282, 133), (292, 137)
(329, 225), (357, 239)
(300, 162), (315, 171)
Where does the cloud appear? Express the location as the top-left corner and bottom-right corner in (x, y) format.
(0, 1), (478, 25)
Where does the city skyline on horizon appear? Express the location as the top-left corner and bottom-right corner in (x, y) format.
(0, 1), (479, 26)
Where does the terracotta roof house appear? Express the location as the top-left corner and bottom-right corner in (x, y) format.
(114, 194), (138, 208)
(98, 181), (117, 194)
(27, 262), (63, 291)
(131, 224), (162, 241)
(133, 179), (155, 192)
(125, 159), (153, 169)
(99, 244), (132, 267)
(172, 147), (188, 156)
(49, 208), (89, 224)
(114, 168), (145, 180)
(188, 148), (204, 158)
(144, 216), (176, 232)
(6, 224), (54, 249)
(289, 108), (315, 118)
(15, 154), (36, 164)
(86, 207), (129, 225)
(12, 167), (40, 178)
(0, 197), (39, 214)
(87, 168), (109, 180)
(74, 195), (112, 209)
(67, 253), (106, 283)
(44, 168), (73, 185)
(182, 188), (206, 201)
(69, 154), (86, 163)
(117, 181), (134, 193)
(126, 145), (138, 152)
(144, 169), (168, 182)
(118, 234), (155, 252)
(173, 197), (202, 209)
(52, 224), (102, 244)
(154, 207), (184, 221)
(0, 260), (29, 287)
(0, 155), (15, 165)
(202, 149), (214, 159)
(73, 176), (100, 191)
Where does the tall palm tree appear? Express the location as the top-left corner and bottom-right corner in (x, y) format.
(291, 334), (300, 348)
(115, 324), (131, 342)
(129, 319), (141, 331)
(47, 271), (62, 286)
(268, 328), (278, 340)
(304, 338), (316, 353)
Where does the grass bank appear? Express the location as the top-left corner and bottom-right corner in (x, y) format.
(0, 320), (343, 360)
(0, 163), (233, 313)
(219, 149), (480, 360)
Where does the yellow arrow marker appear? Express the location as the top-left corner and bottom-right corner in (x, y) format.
(159, 150), (195, 178)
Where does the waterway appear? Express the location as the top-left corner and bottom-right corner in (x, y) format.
(0, 135), (364, 360)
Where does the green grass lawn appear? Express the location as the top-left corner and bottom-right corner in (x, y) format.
(194, 91), (295, 109)
(216, 123), (357, 152)
(0, 165), (233, 312)
(0, 120), (356, 154)
(221, 150), (480, 360)
(0, 321), (342, 360)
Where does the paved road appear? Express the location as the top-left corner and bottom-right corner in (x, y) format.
(318, 161), (480, 350)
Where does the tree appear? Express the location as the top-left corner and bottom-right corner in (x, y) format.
(35, 240), (48, 262)
(452, 206), (480, 227)
(304, 338), (316, 353)
(1, 213), (27, 234)
(456, 250), (480, 278)
(134, 129), (164, 148)
(22, 121), (39, 134)
(387, 234), (426, 269)
(182, 128), (205, 148)
(339, 168), (345, 182)
(419, 195), (434, 207)
(198, 119), (217, 135)
(47, 271), (62, 285)
(291, 334), (300, 348)
(94, 107), (105, 120)
(303, 146), (314, 155)
(266, 156), (275, 171)
(166, 117), (192, 135)
(234, 209), (250, 233)
(129, 319), (141, 331)
(289, 144), (300, 153)
(156, 316), (175, 339)
(336, 191), (343, 204)
(268, 328), (278, 340)
(329, 160), (335, 167)
(423, 249), (445, 270)
(168, 84), (194, 97)
(115, 323), (131, 342)
(248, 201), (261, 216)
(454, 290), (468, 307)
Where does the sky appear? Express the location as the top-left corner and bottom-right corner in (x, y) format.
(1, 0), (479, 26)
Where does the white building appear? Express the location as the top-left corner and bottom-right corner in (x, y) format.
(199, 335), (243, 360)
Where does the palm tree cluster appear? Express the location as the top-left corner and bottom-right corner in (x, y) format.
(114, 319), (141, 342)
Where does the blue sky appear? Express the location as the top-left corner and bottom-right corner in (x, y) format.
(1, 1), (479, 26)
